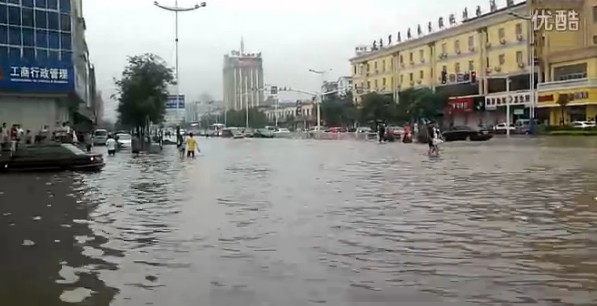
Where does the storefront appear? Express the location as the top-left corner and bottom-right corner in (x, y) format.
(445, 96), (485, 127)
(485, 90), (532, 125)
(536, 89), (597, 125)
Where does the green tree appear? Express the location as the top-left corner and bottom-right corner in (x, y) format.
(396, 88), (447, 122)
(359, 92), (397, 123)
(114, 53), (174, 137)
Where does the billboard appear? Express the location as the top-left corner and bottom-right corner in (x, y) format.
(166, 94), (185, 109)
(0, 60), (75, 93)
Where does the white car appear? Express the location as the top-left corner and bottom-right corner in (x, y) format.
(274, 128), (292, 138)
(571, 121), (596, 128)
(493, 122), (515, 134)
(116, 133), (132, 147)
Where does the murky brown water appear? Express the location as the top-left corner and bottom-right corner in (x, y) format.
(2, 137), (597, 306)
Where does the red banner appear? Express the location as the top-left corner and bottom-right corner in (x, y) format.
(448, 97), (474, 113)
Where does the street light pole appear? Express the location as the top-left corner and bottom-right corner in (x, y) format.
(506, 76), (511, 136)
(308, 68), (332, 134)
(508, 11), (535, 121)
(154, 1), (206, 125)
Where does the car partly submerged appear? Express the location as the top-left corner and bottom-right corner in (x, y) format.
(0, 143), (105, 173)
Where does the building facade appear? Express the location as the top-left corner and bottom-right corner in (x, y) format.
(350, 0), (597, 126)
(0, 0), (96, 131)
(222, 39), (264, 111)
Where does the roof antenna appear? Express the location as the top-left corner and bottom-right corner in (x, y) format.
(240, 36), (245, 55)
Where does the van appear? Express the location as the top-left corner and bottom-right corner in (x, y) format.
(514, 119), (539, 134)
(93, 129), (108, 145)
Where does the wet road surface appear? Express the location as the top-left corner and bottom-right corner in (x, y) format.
(2, 137), (597, 305)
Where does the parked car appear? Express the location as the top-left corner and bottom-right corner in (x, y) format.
(221, 128), (244, 139)
(514, 119), (540, 134)
(254, 128), (275, 138)
(355, 127), (377, 140)
(571, 121), (596, 128)
(242, 128), (255, 138)
(0, 143), (105, 172)
(92, 129), (108, 145)
(115, 133), (132, 148)
(442, 125), (493, 142)
(493, 122), (515, 134)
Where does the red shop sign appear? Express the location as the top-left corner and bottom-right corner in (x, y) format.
(448, 97), (474, 113)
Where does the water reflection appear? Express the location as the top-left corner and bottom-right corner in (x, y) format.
(3, 137), (597, 305)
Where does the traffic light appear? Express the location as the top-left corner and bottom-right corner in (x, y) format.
(470, 71), (477, 84)
(474, 97), (485, 111)
(441, 70), (447, 84)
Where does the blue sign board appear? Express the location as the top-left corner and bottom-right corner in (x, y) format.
(0, 60), (75, 93)
(166, 94), (185, 109)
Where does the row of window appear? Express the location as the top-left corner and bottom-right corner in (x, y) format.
(0, 26), (71, 49)
(0, 0), (70, 13)
(355, 23), (528, 75)
(0, 45), (71, 62)
(0, 5), (70, 32)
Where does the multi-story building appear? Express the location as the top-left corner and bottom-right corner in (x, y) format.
(350, 0), (597, 126)
(222, 39), (264, 111)
(0, 0), (96, 130)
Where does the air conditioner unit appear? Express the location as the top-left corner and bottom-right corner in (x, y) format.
(456, 49), (461, 54)
(516, 34), (523, 41)
(416, 79), (422, 84)
(409, 81), (415, 86)
(494, 66), (502, 72)
(499, 38), (506, 45)
(518, 62), (526, 68)
(486, 42), (492, 48)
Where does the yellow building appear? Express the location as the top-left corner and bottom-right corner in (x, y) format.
(350, 0), (597, 126)
(535, 0), (597, 124)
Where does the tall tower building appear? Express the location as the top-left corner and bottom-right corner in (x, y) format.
(223, 38), (264, 111)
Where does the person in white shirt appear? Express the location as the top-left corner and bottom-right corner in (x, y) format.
(105, 135), (117, 156)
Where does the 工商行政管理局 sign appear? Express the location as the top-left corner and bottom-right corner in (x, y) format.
(8, 66), (70, 84)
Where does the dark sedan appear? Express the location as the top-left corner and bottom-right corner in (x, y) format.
(0, 143), (105, 172)
(442, 126), (493, 142)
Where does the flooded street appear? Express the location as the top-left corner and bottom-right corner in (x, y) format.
(3, 137), (597, 306)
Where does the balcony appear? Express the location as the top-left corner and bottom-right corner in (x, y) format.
(537, 78), (597, 92)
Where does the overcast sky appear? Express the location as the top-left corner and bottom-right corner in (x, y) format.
(85, 0), (523, 120)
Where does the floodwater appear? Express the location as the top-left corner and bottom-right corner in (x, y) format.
(2, 136), (597, 306)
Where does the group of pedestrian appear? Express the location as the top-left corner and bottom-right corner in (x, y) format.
(0, 122), (35, 158)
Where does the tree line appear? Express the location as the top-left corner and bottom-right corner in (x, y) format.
(113, 53), (449, 131)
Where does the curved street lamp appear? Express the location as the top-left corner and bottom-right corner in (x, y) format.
(154, 1), (207, 125)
